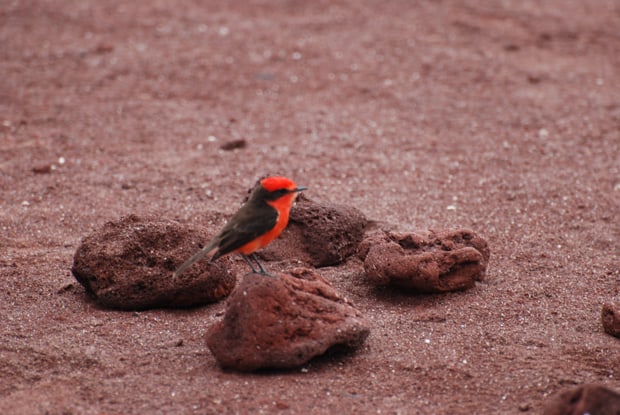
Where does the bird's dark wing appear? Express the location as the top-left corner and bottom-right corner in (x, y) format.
(213, 201), (278, 258)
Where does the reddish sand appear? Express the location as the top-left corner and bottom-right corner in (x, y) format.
(1, 1), (619, 413)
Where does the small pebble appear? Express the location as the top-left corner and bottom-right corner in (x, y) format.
(220, 139), (247, 151)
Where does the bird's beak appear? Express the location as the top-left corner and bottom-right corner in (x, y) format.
(293, 186), (307, 193)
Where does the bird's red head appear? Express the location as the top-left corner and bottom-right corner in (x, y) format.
(255, 176), (307, 205)
(260, 176), (298, 192)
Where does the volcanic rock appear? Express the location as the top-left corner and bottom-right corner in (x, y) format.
(602, 303), (620, 338)
(543, 384), (620, 415)
(71, 214), (235, 310)
(359, 229), (489, 292)
(262, 195), (369, 267)
(206, 268), (370, 371)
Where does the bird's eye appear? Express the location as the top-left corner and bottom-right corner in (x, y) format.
(270, 188), (291, 197)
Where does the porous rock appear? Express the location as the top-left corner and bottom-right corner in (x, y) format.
(262, 195), (369, 267)
(602, 303), (620, 338)
(206, 268), (370, 371)
(543, 384), (620, 415)
(359, 229), (489, 292)
(71, 214), (235, 310)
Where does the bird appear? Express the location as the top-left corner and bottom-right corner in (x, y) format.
(173, 176), (306, 278)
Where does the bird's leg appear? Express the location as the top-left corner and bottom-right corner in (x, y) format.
(251, 253), (274, 277)
(240, 254), (259, 274)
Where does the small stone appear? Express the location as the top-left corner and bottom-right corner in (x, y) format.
(359, 229), (490, 292)
(220, 139), (247, 151)
(543, 384), (620, 415)
(538, 128), (549, 138)
(94, 42), (114, 54)
(32, 164), (55, 174)
(602, 303), (620, 338)
(71, 214), (235, 310)
(527, 74), (542, 84)
(275, 401), (290, 410)
(206, 268), (370, 371)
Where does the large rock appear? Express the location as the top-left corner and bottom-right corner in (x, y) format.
(262, 195), (369, 267)
(207, 268), (370, 371)
(71, 214), (235, 310)
(358, 229), (489, 292)
(543, 384), (620, 415)
(602, 302), (620, 338)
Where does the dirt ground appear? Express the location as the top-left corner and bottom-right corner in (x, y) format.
(1, 1), (619, 414)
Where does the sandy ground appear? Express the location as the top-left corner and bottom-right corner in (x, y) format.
(1, 0), (619, 414)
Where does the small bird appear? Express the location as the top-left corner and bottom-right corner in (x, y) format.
(173, 176), (306, 278)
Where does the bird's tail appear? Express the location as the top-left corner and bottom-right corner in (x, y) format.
(172, 239), (218, 279)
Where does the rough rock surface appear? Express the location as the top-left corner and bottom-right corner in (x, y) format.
(543, 384), (620, 415)
(359, 229), (490, 292)
(602, 303), (620, 338)
(262, 195), (369, 268)
(207, 268), (370, 371)
(71, 215), (235, 310)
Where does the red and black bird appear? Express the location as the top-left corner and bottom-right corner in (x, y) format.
(173, 176), (306, 278)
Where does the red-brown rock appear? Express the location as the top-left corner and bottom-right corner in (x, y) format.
(262, 195), (369, 267)
(71, 214), (235, 310)
(359, 229), (490, 292)
(602, 303), (620, 338)
(543, 384), (620, 415)
(206, 268), (370, 371)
